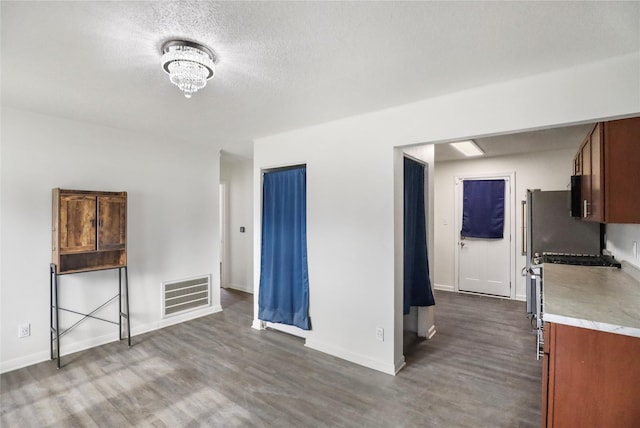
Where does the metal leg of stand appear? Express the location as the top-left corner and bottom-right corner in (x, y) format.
(49, 264), (131, 369)
(50, 264), (54, 361)
(54, 267), (61, 369)
(118, 268), (123, 341)
(125, 266), (131, 347)
(118, 267), (131, 346)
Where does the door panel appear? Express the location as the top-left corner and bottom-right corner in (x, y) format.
(98, 196), (126, 250)
(59, 195), (96, 253)
(581, 138), (592, 219)
(590, 124), (603, 221)
(458, 178), (511, 297)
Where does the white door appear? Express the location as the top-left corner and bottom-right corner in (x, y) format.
(457, 175), (512, 297)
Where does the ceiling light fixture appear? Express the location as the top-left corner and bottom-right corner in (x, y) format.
(161, 40), (215, 99)
(450, 140), (484, 157)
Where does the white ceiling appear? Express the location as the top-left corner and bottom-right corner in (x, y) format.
(434, 123), (594, 162)
(2, 1), (638, 157)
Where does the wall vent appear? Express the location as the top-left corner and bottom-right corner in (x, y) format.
(162, 275), (211, 318)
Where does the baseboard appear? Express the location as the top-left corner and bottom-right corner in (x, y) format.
(0, 305), (223, 374)
(252, 319), (265, 330)
(305, 338), (397, 376)
(225, 283), (253, 294)
(251, 317), (310, 337)
(0, 331), (119, 374)
(434, 283), (455, 292)
(134, 305), (222, 337)
(435, 283), (522, 302)
(1, 349), (53, 374)
(394, 356), (406, 374)
(265, 321), (308, 339)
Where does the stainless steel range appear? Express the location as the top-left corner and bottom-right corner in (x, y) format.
(523, 190), (621, 359)
(538, 252), (621, 267)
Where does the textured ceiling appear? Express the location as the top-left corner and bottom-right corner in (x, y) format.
(434, 123), (595, 162)
(2, 1), (639, 157)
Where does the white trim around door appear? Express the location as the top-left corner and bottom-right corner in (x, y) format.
(453, 171), (517, 300)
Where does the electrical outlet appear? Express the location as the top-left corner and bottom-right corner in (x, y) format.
(18, 323), (30, 338)
(376, 327), (384, 342)
(633, 241), (638, 260)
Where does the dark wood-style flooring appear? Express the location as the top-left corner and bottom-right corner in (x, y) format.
(1, 290), (541, 427)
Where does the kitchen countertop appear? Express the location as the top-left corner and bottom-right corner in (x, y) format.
(543, 262), (640, 338)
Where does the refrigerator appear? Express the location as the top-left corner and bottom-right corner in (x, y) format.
(524, 190), (601, 315)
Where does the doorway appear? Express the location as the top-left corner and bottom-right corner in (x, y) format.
(257, 165), (310, 339)
(219, 181), (229, 288)
(402, 153), (436, 359)
(454, 172), (515, 298)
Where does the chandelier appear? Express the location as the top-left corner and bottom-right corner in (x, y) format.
(161, 40), (215, 98)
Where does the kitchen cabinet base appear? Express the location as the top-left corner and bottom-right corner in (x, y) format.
(542, 322), (640, 427)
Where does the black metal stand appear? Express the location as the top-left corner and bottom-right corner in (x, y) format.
(50, 264), (131, 368)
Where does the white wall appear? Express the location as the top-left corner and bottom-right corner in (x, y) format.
(1, 108), (221, 373)
(252, 53), (640, 375)
(219, 156), (254, 292)
(434, 148), (576, 299)
(607, 224), (640, 268)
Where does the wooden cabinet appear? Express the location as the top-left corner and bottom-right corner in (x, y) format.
(579, 132), (593, 218)
(52, 189), (127, 274)
(574, 117), (640, 223)
(578, 124), (604, 221)
(572, 149), (581, 176)
(542, 322), (640, 427)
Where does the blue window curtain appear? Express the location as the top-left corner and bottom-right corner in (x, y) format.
(258, 166), (311, 330)
(461, 179), (505, 239)
(404, 157), (435, 315)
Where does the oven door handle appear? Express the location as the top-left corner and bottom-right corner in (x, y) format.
(534, 273), (543, 328)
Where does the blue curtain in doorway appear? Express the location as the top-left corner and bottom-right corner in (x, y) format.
(258, 166), (311, 330)
(461, 179), (505, 239)
(404, 157), (435, 315)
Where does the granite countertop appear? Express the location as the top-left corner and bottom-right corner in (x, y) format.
(543, 262), (640, 338)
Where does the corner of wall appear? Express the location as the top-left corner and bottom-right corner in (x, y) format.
(305, 337), (399, 376)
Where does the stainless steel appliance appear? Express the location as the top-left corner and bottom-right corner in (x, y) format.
(523, 190), (609, 359)
(541, 253), (621, 267)
(524, 190), (602, 307)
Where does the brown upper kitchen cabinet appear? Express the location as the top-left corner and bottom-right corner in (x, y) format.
(574, 117), (640, 223)
(52, 189), (127, 274)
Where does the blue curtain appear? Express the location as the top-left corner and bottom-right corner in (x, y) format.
(461, 179), (505, 239)
(258, 167), (311, 330)
(404, 157), (435, 315)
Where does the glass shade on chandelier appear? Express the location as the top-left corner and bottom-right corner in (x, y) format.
(161, 40), (215, 98)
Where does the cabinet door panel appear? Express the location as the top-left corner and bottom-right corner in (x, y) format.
(59, 195), (96, 253)
(604, 118), (640, 222)
(573, 151), (581, 175)
(98, 196), (126, 250)
(551, 324), (640, 427)
(541, 324), (553, 428)
(580, 139), (592, 219)
(589, 124), (604, 221)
